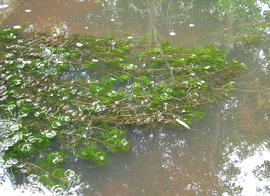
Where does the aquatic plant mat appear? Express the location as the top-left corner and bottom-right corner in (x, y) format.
(0, 27), (245, 191)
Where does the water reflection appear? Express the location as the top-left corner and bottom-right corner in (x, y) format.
(1, 0), (269, 46)
(0, 158), (50, 196)
(0, 0), (15, 24)
(219, 141), (270, 195)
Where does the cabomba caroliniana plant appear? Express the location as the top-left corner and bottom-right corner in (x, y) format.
(0, 26), (245, 190)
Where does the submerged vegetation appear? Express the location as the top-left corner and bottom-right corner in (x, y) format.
(0, 26), (245, 190)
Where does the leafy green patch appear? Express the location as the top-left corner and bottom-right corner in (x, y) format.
(79, 143), (107, 166)
(103, 128), (131, 153)
(0, 26), (246, 190)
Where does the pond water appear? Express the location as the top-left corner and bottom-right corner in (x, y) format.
(1, 0), (270, 195)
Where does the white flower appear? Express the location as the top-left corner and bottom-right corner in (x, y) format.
(13, 25), (21, 30)
(76, 42), (83, 47)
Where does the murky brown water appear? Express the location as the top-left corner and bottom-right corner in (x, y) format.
(1, 0), (270, 195)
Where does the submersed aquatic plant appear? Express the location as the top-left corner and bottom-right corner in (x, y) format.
(0, 26), (245, 190)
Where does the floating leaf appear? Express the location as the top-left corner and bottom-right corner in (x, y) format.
(176, 118), (191, 130)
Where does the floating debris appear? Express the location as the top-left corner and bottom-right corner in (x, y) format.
(0, 4), (9, 9)
(169, 31), (176, 36)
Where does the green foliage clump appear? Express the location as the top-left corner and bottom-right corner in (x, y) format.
(0, 27), (20, 42)
(103, 129), (131, 153)
(79, 144), (107, 166)
(46, 152), (67, 166)
(0, 26), (246, 190)
(34, 151), (79, 189)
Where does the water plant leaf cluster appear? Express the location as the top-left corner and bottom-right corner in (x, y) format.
(0, 26), (245, 190)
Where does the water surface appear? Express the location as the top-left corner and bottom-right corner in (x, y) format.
(1, 0), (270, 195)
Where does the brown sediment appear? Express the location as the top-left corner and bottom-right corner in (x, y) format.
(3, 0), (106, 35)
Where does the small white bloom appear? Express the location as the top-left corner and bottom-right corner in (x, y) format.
(5, 53), (13, 58)
(189, 24), (195, 27)
(92, 59), (99, 63)
(99, 156), (105, 161)
(23, 60), (32, 65)
(44, 48), (52, 56)
(25, 9), (31, 13)
(13, 25), (21, 30)
(76, 42), (83, 47)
